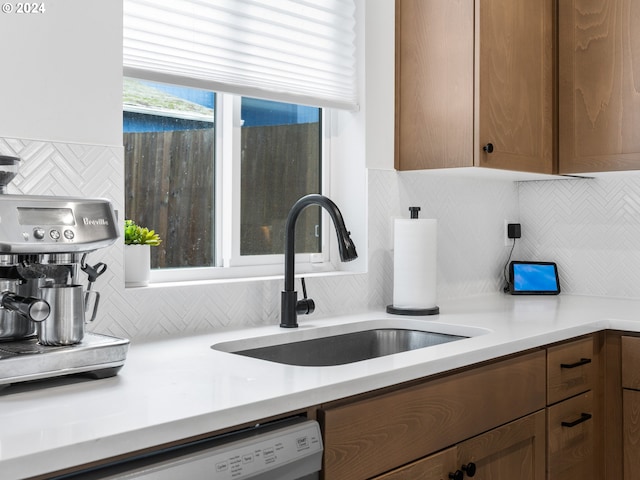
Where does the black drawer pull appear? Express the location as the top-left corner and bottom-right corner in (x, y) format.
(560, 357), (591, 369)
(561, 412), (592, 428)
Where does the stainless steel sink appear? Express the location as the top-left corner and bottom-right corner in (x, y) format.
(212, 320), (485, 367)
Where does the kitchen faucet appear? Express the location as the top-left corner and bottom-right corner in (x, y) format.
(281, 194), (358, 328)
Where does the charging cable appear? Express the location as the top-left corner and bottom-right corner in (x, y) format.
(503, 237), (516, 293)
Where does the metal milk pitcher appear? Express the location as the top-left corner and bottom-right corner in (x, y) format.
(37, 285), (100, 346)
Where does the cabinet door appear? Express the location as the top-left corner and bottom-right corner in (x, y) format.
(373, 412), (545, 480)
(559, 0), (640, 173)
(395, 0), (474, 170)
(456, 410), (546, 480)
(624, 389), (640, 480)
(477, 0), (554, 174)
(372, 447), (457, 480)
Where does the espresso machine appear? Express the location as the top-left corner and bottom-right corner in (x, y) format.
(0, 156), (129, 387)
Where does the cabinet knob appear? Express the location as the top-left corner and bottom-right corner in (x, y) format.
(483, 143), (494, 153)
(448, 471), (463, 480)
(462, 462), (477, 477)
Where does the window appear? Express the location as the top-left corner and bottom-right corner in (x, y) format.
(123, 78), (324, 277)
(122, 0), (359, 282)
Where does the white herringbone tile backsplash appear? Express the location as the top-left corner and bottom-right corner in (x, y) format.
(4, 136), (639, 340)
(518, 175), (640, 298)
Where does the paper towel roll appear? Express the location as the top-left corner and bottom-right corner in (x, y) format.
(392, 218), (438, 310)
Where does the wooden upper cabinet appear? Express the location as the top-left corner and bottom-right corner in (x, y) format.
(395, 0), (555, 174)
(478, 0), (554, 173)
(395, 0), (474, 170)
(559, 0), (640, 174)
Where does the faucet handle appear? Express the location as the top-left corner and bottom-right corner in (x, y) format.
(296, 278), (315, 315)
(296, 298), (315, 315)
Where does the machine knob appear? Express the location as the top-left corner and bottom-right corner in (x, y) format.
(33, 227), (45, 240)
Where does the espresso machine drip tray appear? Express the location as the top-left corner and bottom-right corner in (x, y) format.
(0, 333), (129, 386)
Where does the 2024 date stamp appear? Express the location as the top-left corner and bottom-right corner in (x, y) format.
(2, 2), (46, 14)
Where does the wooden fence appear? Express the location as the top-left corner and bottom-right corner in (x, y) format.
(124, 123), (320, 269)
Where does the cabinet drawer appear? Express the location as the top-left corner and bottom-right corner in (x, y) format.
(372, 447), (457, 480)
(547, 391), (594, 479)
(321, 350), (546, 480)
(547, 336), (594, 404)
(622, 336), (640, 390)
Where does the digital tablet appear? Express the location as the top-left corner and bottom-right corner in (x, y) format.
(509, 261), (560, 295)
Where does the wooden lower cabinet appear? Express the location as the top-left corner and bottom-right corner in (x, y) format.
(373, 411), (546, 480)
(320, 350), (546, 479)
(316, 331), (636, 480)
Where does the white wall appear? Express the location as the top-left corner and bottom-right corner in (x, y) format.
(0, 0), (122, 147)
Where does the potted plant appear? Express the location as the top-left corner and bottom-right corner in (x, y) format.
(124, 219), (162, 287)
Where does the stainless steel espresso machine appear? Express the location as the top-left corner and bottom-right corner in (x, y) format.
(0, 155), (129, 387)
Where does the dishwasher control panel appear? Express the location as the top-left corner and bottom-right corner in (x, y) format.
(104, 418), (324, 480)
(210, 420), (322, 478)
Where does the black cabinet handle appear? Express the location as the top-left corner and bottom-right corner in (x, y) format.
(560, 358), (592, 369)
(483, 143), (494, 153)
(561, 412), (592, 428)
(449, 470), (463, 480)
(462, 462), (477, 477)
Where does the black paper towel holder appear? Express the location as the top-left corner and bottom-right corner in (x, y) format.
(387, 206), (439, 316)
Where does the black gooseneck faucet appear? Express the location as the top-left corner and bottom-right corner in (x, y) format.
(280, 194), (358, 328)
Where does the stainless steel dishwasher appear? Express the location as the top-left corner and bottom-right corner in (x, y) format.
(52, 417), (323, 480)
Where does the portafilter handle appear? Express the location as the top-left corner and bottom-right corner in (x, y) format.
(0, 291), (50, 322)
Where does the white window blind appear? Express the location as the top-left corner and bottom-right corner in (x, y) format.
(123, 0), (358, 110)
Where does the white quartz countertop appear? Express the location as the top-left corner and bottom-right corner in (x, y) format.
(2, 293), (640, 479)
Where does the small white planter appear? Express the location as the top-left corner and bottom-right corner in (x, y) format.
(124, 244), (151, 287)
